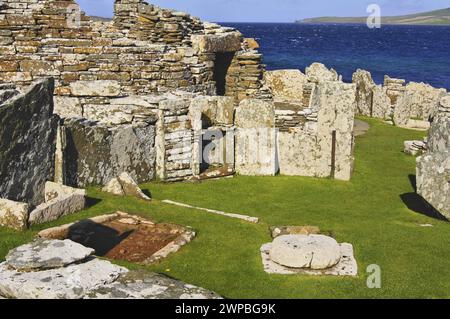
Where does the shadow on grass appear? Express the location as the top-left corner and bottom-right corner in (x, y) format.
(85, 196), (102, 208)
(67, 220), (133, 256)
(400, 175), (448, 221)
(142, 189), (152, 199)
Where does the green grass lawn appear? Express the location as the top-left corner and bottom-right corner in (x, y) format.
(1, 117), (449, 298)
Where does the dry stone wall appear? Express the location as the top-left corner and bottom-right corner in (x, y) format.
(0, 0), (266, 121)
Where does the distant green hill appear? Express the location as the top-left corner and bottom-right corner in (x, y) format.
(296, 7), (450, 25)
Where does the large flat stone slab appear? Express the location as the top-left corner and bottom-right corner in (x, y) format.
(86, 271), (222, 299)
(5, 239), (94, 271)
(0, 258), (127, 299)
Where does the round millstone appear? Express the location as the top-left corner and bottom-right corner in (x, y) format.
(5, 239), (95, 271)
(269, 234), (341, 270)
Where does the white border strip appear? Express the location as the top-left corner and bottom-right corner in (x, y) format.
(162, 200), (259, 223)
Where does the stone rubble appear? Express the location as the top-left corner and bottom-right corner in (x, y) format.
(28, 182), (86, 226)
(404, 140), (427, 156)
(102, 172), (151, 201)
(0, 239), (220, 299)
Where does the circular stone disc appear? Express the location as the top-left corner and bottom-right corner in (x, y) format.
(269, 234), (341, 270)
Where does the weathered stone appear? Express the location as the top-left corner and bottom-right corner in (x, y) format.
(53, 96), (82, 118)
(243, 38), (259, 50)
(352, 69), (391, 118)
(70, 80), (121, 97)
(261, 241), (357, 276)
(192, 32), (242, 53)
(416, 150), (450, 219)
(235, 99), (277, 176)
(44, 182), (86, 202)
(28, 192), (86, 225)
(393, 93), (412, 126)
(103, 172), (151, 201)
(269, 234), (341, 270)
(428, 115), (450, 153)
(264, 69), (307, 103)
(5, 239), (94, 271)
(305, 63), (339, 83)
(372, 85), (392, 119)
(102, 178), (125, 196)
(314, 81), (356, 181)
(63, 118), (156, 187)
(270, 226), (321, 238)
(0, 258), (127, 299)
(277, 129), (318, 177)
(404, 140), (427, 156)
(0, 198), (29, 231)
(87, 271), (222, 299)
(0, 78), (58, 206)
(404, 82), (446, 121)
(278, 81), (356, 181)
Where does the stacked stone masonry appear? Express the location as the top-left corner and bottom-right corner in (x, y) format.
(0, 0), (266, 116)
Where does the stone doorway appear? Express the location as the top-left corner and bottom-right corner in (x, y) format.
(213, 52), (235, 96)
(197, 128), (234, 180)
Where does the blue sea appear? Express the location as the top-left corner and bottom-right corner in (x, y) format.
(223, 23), (450, 90)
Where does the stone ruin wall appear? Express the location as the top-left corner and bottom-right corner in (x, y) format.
(264, 64), (356, 180)
(352, 70), (447, 128)
(0, 0), (269, 186)
(0, 0), (356, 191)
(0, 0), (266, 120)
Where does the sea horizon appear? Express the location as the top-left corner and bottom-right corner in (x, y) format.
(222, 22), (450, 90)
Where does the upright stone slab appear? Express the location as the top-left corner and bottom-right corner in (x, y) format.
(0, 78), (58, 206)
(63, 118), (157, 187)
(305, 63), (339, 83)
(352, 69), (376, 116)
(277, 128), (318, 177)
(235, 99), (277, 176)
(314, 81), (356, 181)
(264, 69), (307, 103)
(427, 96), (450, 153)
(416, 95), (450, 218)
(416, 150), (450, 218)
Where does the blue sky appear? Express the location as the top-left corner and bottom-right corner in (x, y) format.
(76, 0), (450, 22)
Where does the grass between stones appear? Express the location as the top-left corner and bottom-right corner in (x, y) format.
(1, 117), (449, 298)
